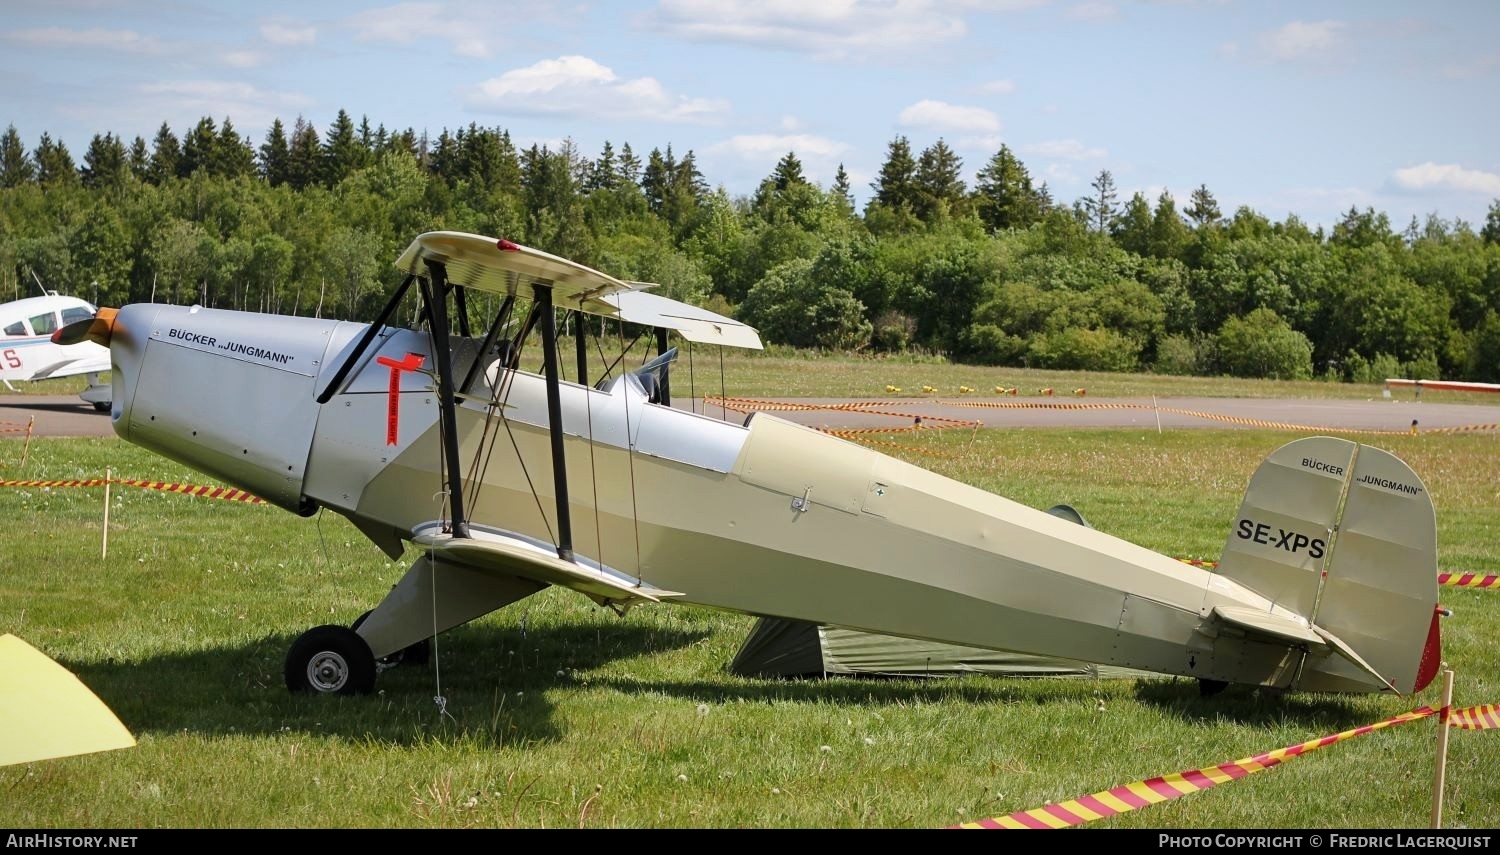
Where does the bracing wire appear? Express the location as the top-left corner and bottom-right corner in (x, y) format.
(497, 301), (556, 545)
(616, 316), (644, 585)
(579, 302), (605, 577)
(461, 297), (518, 517)
(417, 277), (456, 722)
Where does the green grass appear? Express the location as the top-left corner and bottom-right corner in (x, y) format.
(17, 349), (1500, 405)
(1, 430), (1497, 829)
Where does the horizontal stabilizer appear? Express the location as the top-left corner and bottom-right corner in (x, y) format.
(1210, 605), (1324, 647)
(1207, 607), (1398, 693)
(411, 522), (682, 608)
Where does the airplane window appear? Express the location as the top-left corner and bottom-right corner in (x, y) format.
(61, 307), (93, 325)
(3, 321), (23, 336)
(28, 313), (58, 335)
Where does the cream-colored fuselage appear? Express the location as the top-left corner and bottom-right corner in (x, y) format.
(303, 368), (1347, 691)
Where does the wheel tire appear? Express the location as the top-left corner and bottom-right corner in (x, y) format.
(285, 625), (376, 695)
(350, 610), (432, 668)
(93, 401), (111, 412)
(1198, 678), (1229, 698)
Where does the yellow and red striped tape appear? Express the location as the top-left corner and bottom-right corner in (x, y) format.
(1174, 558), (1497, 590)
(954, 703), (1497, 829)
(1447, 704), (1500, 730)
(1440, 572), (1500, 590)
(0, 478), (265, 504)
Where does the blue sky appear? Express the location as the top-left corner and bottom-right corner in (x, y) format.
(3, 0), (1497, 229)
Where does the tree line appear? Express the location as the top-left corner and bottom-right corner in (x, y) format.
(3, 111), (1499, 382)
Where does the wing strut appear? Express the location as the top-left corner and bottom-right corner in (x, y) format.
(420, 260), (470, 539)
(575, 311), (589, 388)
(535, 285), (574, 562)
(655, 326), (672, 405)
(316, 274), (414, 404)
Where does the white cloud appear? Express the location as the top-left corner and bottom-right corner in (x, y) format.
(1389, 163), (1500, 196)
(648, 0), (1041, 58)
(260, 20), (316, 46)
(347, 2), (493, 57)
(979, 78), (1017, 94)
(707, 133), (851, 160)
(1221, 20), (1350, 64)
(1437, 54), (1500, 79)
(779, 115), (804, 131)
(1042, 162), (1079, 186)
(949, 0), (1050, 9)
(898, 99), (1000, 133)
(1021, 138), (1107, 160)
(957, 134), (1005, 151)
(130, 80), (314, 128)
(1, 27), (163, 53)
(1066, 2), (1117, 22)
(704, 132), (853, 186)
(1265, 20), (1345, 60)
(222, 50), (265, 68)
(467, 55), (729, 124)
(1224, 19), (1347, 64)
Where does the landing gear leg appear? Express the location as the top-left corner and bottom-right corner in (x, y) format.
(352, 610), (430, 667)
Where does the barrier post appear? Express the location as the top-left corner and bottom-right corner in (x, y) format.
(1431, 669), (1455, 828)
(20, 416), (34, 467)
(101, 468), (111, 559)
(1153, 395), (1162, 435)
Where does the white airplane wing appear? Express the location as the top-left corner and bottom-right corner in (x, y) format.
(604, 290), (763, 350)
(28, 349), (111, 380)
(394, 232), (632, 315)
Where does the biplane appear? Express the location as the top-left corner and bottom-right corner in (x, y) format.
(1, 293), (111, 409)
(56, 232), (1443, 697)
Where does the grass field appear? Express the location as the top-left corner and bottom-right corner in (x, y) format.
(15, 344), (1500, 406)
(2, 428), (1498, 829)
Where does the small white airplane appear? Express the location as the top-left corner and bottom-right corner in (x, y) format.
(56, 232), (1444, 699)
(1, 293), (112, 410)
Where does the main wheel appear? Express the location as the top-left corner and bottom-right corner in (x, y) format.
(93, 401), (111, 412)
(350, 610), (431, 667)
(285, 625), (377, 695)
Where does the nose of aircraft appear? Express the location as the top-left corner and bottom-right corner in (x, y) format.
(51, 307), (119, 347)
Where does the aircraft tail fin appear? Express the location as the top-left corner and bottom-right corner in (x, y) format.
(1214, 437), (1440, 694)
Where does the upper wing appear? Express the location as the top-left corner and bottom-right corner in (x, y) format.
(394, 232), (631, 314)
(604, 290), (763, 350)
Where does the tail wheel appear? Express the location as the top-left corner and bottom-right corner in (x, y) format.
(285, 625), (376, 695)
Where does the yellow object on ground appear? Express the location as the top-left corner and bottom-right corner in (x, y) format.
(0, 634), (135, 766)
